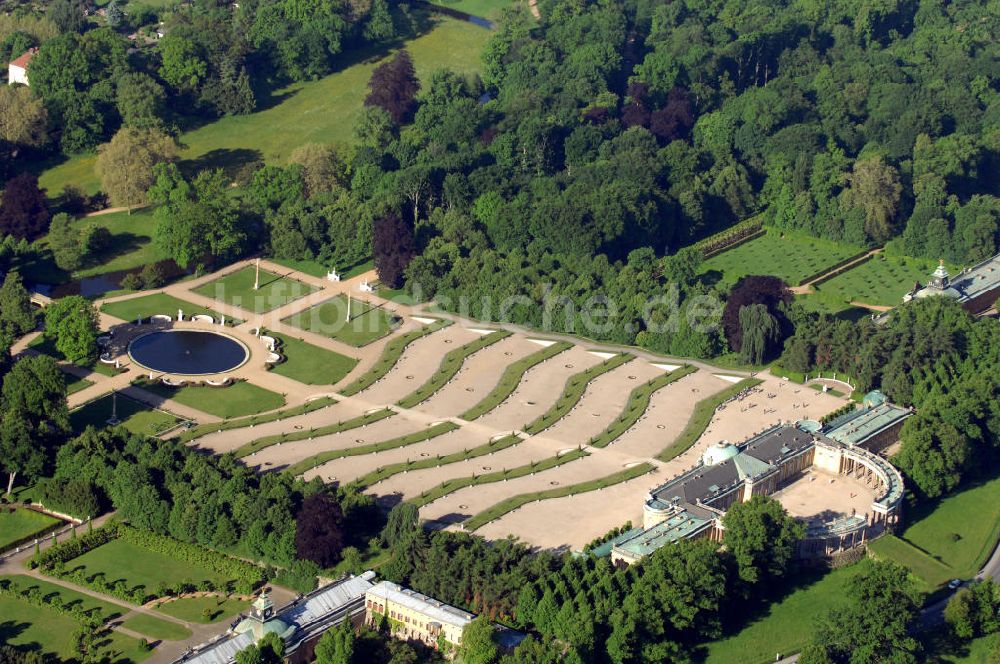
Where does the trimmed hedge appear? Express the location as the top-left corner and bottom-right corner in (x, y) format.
(350, 434), (524, 489)
(589, 365), (697, 449)
(463, 463), (656, 531)
(285, 421), (461, 476)
(175, 397), (337, 443)
(655, 378), (763, 462)
(523, 353), (634, 435)
(340, 320), (451, 396)
(234, 408), (394, 458)
(411, 448), (589, 508)
(460, 341), (573, 421)
(396, 330), (512, 408)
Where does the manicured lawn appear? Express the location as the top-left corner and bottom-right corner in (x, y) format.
(938, 632), (1000, 662)
(813, 254), (961, 308)
(140, 381), (286, 419)
(37, 14), (491, 197)
(154, 596), (248, 624)
(699, 229), (862, 288)
(121, 614), (192, 641)
(101, 293), (237, 324)
(460, 341), (573, 420)
(70, 392), (185, 436)
(0, 575), (150, 662)
(885, 474), (1000, 581)
(65, 539), (231, 596)
(282, 295), (401, 347)
(267, 332), (359, 385)
(3, 574), (125, 621)
(192, 266), (317, 314)
(0, 594), (92, 659)
(703, 563), (861, 663)
(0, 509), (60, 550)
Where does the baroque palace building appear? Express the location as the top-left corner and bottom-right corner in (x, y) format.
(603, 392), (910, 565)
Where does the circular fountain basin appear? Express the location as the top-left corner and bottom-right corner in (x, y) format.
(128, 330), (249, 375)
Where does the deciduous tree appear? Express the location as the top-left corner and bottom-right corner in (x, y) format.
(96, 127), (177, 212)
(373, 212), (415, 289)
(0, 173), (50, 241)
(364, 50), (419, 124)
(722, 494), (804, 586)
(43, 294), (99, 366)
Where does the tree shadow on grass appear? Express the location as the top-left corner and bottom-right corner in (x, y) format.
(177, 148), (264, 183)
(0, 620), (33, 648)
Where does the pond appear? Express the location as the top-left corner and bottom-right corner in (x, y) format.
(128, 330), (249, 375)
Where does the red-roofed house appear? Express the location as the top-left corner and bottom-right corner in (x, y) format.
(8, 48), (38, 87)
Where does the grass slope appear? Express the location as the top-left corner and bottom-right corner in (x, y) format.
(813, 254), (961, 308)
(703, 563), (860, 663)
(876, 473), (1000, 584)
(38, 14), (491, 197)
(339, 320), (450, 396)
(460, 341), (573, 420)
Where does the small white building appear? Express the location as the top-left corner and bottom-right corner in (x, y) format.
(8, 48), (37, 86)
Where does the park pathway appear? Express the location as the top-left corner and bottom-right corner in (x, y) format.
(789, 248), (884, 295)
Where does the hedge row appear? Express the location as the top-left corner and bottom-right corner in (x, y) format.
(340, 320), (451, 396)
(350, 434), (524, 489)
(696, 217), (765, 257)
(397, 330), (512, 409)
(0, 578), (107, 629)
(234, 408), (395, 458)
(655, 378), (763, 462)
(176, 397), (338, 443)
(796, 249), (872, 287)
(411, 448), (590, 508)
(286, 421), (461, 476)
(523, 353), (634, 435)
(463, 462), (656, 532)
(589, 365), (697, 449)
(460, 341), (573, 421)
(32, 525), (117, 569)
